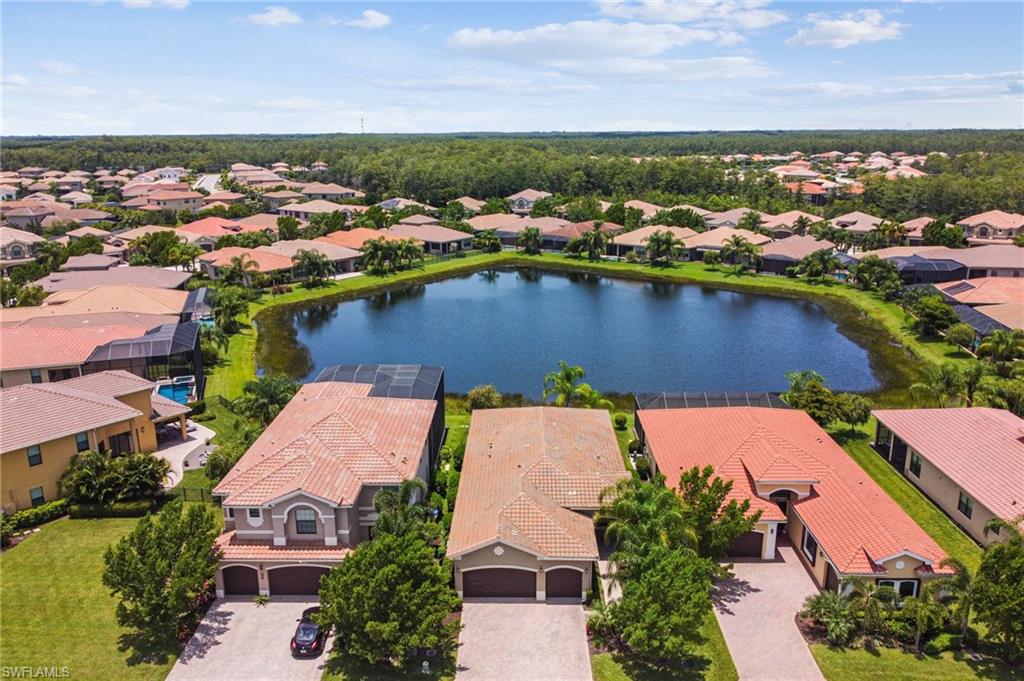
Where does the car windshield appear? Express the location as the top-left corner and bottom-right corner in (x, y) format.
(295, 624), (319, 643)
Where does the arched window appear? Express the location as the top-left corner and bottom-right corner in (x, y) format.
(294, 508), (317, 534)
(10, 245), (23, 258)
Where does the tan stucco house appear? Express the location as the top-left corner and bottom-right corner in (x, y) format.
(447, 407), (628, 602)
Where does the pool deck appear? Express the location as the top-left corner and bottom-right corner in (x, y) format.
(156, 421), (215, 488)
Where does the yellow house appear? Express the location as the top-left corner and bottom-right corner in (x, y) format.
(0, 370), (189, 512)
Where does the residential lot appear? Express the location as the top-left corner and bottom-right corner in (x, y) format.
(713, 544), (824, 681)
(166, 597), (328, 681)
(456, 601), (591, 681)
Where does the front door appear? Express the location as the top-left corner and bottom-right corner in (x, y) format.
(891, 440), (909, 470)
(107, 432), (133, 456)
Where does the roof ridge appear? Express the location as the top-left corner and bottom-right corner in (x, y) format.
(314, 409), (406, 477)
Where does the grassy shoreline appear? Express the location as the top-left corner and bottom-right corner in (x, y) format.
(206, 251), (948, 403)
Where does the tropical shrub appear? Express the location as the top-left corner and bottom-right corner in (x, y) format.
(613, 413), (628, 430)
(466, 384), (502, 410)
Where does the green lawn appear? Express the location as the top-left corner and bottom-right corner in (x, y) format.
(321, 649), (455, 681)
(591, 611), (738, 681)
(834, 427), (983, 572)
(811, 644), (1024, 681)
(0, 518), (179, 681)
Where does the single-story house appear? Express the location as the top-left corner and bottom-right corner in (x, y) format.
(544, 220), (623, 250)
(447, 407), (628, 601)
(300, 182), (365, 202)
(202, 191), (246, 206)
(507, 188), (552, 215)
(872, 408), (1024, 545)
(175, 217), (272, 251)
(490, 216), (568, 246)
(211, 375), (441, 597)
(759, 236), (836, 275)
(198, 248), (294, 283)
(830, 211), (883, 236)
(855, 245), (1024, 280)
(466, 213), (524, 234)
(261, 190), (305, 211)
(377, 197), (434, 212)
(314, 227), (407, 251)
(638, 407), (952, 595)
(59, 191), (93, 206)
(259, 239), (361, 274)
(277, 199), (358, 222)
(609, 225), (697, 258)
(0, 285), (201, 325)
(623, 199), (663, 221)
(60, 254), (120, 272)
(453, 196), (485, 214)
(398, 214), (441, 227)
(235, 212), (304, 232)
(703, 208), (764, 229)
(0, 370), (189, 512)
(682, 227), (772, 260)
(761, 210), (821, 239)
(384, 223), (473, 254)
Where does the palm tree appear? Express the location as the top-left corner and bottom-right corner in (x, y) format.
(961, 361), (986, 407)
(575, 383), (613, 409)
(60, 449), (116, 505)
(473, 229), (502, 253)
(291, 249), (334, 286)
(910, 363), (967, 407)
(579, 223), (609, 261)
(236, 375), (298, 425)
(796, 248), (841, 281)
(903, 584), (947, 653)
(34, 240), (67, 272)
(396, 239), (423, 269)
(542, 360), (586, 406)
(645, 230), (683, 265)
(720, 234), (762, 273)
(792, 215), (814, 236)
(841, 576), (897, 635)
(360, 238), (393, 274)
(977, 329), (1024, 376)
(372, 479), (429, 536)
(221, 253), (259, 286)
(516, 226), (542, 255)
(212, 286), (248, 333)
(937, 557), (976, 641)
(200, 323), (229, 352)
(738, 210), (769, 236)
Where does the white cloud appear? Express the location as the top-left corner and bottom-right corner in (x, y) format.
(379, 76), (599, 97)
(36, 60), (79, 75)
(2, 73), (29, 86)
(122, 0), (189, 8)
(557, 56), (776, 80)
(247, 6), (301, 27)
(786, 9), (905, 49)
(597, 0), (787, 29)
(346, 9), (391, 29)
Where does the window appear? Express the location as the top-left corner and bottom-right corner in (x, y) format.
(909, 452), (922, 478)
(878, 579), (918, 598)
(294, 508), (317, 535)
(248, 508), (261, 519)
(29, 369), (42, 384)
(75, 432), (90, 453)
(29, 486), (45, 507)
(27, 445), (42, 467)
(227, 508), (235, 518)
(957, 491), (973, 519)
(801, 527), (819, 565)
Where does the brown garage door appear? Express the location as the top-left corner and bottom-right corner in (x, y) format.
(546, 569), (582, 599)
(463, 568), (535, 598)
(222, 566), (259, 595)
(727, 530), (765, 558)
(268, 566), (330, 595)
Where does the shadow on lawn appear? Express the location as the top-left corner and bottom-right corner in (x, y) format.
(116, 632), (179, 668)
(602, 646), (714, 681)
(321, 647), (456, 681)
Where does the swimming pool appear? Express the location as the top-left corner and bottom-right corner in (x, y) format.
(157, 383), (192, 404)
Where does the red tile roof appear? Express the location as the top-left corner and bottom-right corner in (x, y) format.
(176, 217), (264, 238)
(638, 407), (951, 576)
(216, 531), (351, 562)
(0, 326), (149, 370)
(873, 408), (1024, 525)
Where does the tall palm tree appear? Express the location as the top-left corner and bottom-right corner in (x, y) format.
(961, 361), (986, 407)
(291, 249), (334, 286)
(473, 229), (502, 253)
(646, 230), (683, 265)
(792, 215), (814, 236)
(720, 234), (762, 273)
(910, 363), (966, 407)
(372, 479), (429, 536)
(360, 238), (392, 274)
(236, 374), (299, 425)
(516, 226), (542, 255)
(34, 240), (67, 272)
(937, 557), (976, 641)
(221, 253), (259, 286)
(542, 360), (586, 406)
(841, 576), (897, 635)
(902, 583), (947, 653)
(579, 223), (609, 261)
(575, 383), (613, 409)
(397, 239), (423, 268)
(977, 329), (1024, 376)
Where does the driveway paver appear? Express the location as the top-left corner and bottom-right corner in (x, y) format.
(713, 544), (824, 681)
(167, 596), (328, 681)
(456, 600), (591, 681)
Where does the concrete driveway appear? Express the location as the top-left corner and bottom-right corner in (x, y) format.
(456, 600), (591, 681)
(167, 597), (329, 681)
(713, 543), (824, 681)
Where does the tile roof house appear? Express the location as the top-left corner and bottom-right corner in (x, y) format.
(704, 207), (765, 229)
(682, 226), (772, 255)
(175, 217), (270, 250)
(0, 226), (45, 273)
(315, 227), (406, 251)
(453, 196), (485, 214)
(384, 223), (473, 255)
(761, 210), (822, 238)
(638, 407), (951, 594)
(465, 213), (524, 233)
(0, 286), (195, 325)
(300, 182), (365, 201)
(759, 235), (836, 274)
(0, 325), (150, 386)
(447, 407), (628, 600)
(610, 225), (697, 258)
(211, 377), (440, 596)
(956, 210), (1024, 246)
(830, 211), (884, 235)
(277, 199), (356, 222)
(623, 199), (663, 221)
(507, 188), (552, 215)
(873, 408), (1024, 544)
(1, 370), (189, 512)
(545, 220), (624, 248)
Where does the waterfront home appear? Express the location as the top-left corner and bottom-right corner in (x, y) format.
(759, 235), (836, 275)
(855, 244), (1024, 280)
(873, 408), (1024, 544)
(315, 227), (408, 251)
(956, 210), (1024, 246)
(211, 369), (442, 596)
(0, 324), (151, 386)
(447, 407), (627, 600)
(198, 247), (295, 284)
(0, 285), (205, 325)
(385, 223), (473, 254)
(610, 225), (697, 259)
(544, 220), (624, 250)
(0, 370), (189, 512)
(507, 188), (552, 215)
(637, 406), (952, 594)
(0, 226), (44, 274)
(260, 239), (361, 273)
(682, 226), (772, 260)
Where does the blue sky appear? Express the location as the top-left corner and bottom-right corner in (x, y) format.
(2, 1), (1022, 134)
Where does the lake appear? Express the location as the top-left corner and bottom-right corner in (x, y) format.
(257, 268), (880, 397)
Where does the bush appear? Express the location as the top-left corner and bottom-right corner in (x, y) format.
(69, 499), (156, 518)
(187, 399), (206, 415)
(192, 413), (216, 422)
(270, 284), (293, 295)
(1, 499), (70, 545)
(627, 439), (640, 453)
(922, 632), (961, 656)
(785, 266), (799, 278)
(613, 413), (628, 430)
(466, 384), (502, 410)
(634, 457), (651, 480)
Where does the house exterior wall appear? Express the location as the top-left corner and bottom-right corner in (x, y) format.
(0, 365), (84, 388)
(452, 542), (592, 602)
(154, 197), (201, 212)
(2, 427), (111, 512)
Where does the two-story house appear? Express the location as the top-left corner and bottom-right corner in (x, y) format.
(956, 210), (1024, 246)
(0, 226), (45, 275)
(0, 370), (189, 512)
(507, 188), (552, 215)
(637, 406), (952, 596)
(211, 366), (444, 597)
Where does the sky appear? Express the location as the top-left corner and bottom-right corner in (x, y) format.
(2, 1), (1022, 135)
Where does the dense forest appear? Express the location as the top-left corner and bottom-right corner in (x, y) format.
(4, 130), (1024, 221)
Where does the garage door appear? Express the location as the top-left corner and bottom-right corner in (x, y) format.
(546, 569), (582, 599)
(463, 568), (535, 598)
(727, 530), (765, 558)
(268, 566), (330, 595)
(222, 566), (259, 595)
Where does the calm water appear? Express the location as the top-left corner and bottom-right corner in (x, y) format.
(259, 268), (879, 396)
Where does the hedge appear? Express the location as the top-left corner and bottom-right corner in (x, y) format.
(68, 499), (156, 518)
(1, 499), (70, 545)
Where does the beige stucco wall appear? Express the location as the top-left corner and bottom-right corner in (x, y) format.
(1, 429), (105, 511)
(452, 542), (592, 600)
(901, 449), (999, 545)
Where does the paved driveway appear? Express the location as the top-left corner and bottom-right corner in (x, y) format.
(456, 600), (591, 681)
(167, 597), (329, 681)
(713, 544), (824, 681)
